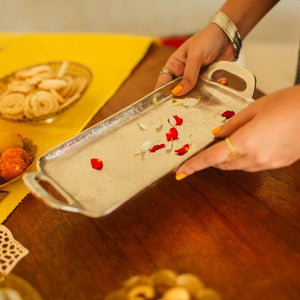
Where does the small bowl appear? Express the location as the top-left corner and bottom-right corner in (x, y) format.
(0, 136), (38, 188)
(104, 269), (221, 300)
(0, 274), (42, 300)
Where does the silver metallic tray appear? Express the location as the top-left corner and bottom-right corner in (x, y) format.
(23, 61), (256, 217)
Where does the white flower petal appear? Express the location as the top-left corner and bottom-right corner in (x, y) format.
(140, 140), (152, 152)
(152, 96), (159, 109)
(165, 140), (173, 152)
(156, 117), (163, 129)
(136, 122), (147, 130)
(172, 98), (184, 106)
(183, 97), (199, 107)
(168, 116), (176, 127)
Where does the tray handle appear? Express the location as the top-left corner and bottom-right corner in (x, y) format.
(201, 60), (256, 99)
(23, 172), (85, 214)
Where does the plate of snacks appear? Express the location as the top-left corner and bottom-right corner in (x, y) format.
(0, 61), (92, 122)
(0, 132), (38, 188)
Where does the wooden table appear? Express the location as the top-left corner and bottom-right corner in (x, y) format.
(4, 44), (300, 300)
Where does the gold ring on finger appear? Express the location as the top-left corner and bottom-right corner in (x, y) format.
(225, 137), (244, 162)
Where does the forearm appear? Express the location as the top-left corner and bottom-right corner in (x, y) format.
(220, 0), (280, 39)
(155, 0), (281, 94)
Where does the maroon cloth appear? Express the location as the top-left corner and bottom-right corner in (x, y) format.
(161, 35), (191, 48)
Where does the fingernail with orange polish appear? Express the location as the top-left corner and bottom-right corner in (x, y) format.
(217, 77), (228, 85)
(212, 125), (222, 135)
(171, 85), (183, 94)
(176, 172), (187, 181)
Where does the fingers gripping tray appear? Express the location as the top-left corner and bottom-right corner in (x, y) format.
(23, 61), (256, 217)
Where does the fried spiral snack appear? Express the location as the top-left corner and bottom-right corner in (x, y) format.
(0, 93), (25, 120)
(0, 61), (92, 122)
(25, 71), (55, 85)
(38, 79), (68, 90)
(26, 90), (60, 117)
(9, 80), (34, 93)
(15, 65), (52, 79)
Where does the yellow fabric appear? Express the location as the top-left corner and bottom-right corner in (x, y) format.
(0, 33), (20, 50)
(0, 33), (154, 223)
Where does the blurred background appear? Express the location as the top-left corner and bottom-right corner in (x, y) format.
(1, 0), (300, 94)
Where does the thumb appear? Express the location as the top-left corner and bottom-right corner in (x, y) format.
(171, 55), (203, 96)
(215, 104), (256, 138)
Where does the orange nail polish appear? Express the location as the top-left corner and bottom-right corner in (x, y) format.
(171, 85), (183, 94)
(212, 125), (222, 135)
(217, 77), (228, 85)
(176, 172), (187, 181)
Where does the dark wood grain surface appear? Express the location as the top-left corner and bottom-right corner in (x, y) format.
(4, 44), (300, 300)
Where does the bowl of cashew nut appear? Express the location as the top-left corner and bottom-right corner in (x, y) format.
(0, 61), (92, 122)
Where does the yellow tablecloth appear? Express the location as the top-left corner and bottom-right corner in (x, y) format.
(0, 33), (154, 223)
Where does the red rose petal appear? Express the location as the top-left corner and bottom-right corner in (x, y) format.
(168, 115), (183, 126)
(166, 127), (178, 141)
(149, 144), (166, 152)
(175, 144), (190, 156)
(221, 110), (235, 119)
(174, 115), (183, 125)
(91, 158), (103, 170)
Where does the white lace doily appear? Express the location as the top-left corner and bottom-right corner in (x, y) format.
(0, 225), (29, 278)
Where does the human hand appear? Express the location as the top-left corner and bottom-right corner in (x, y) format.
(175, 85), (300, 178)
(155, 23), (236, 96)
